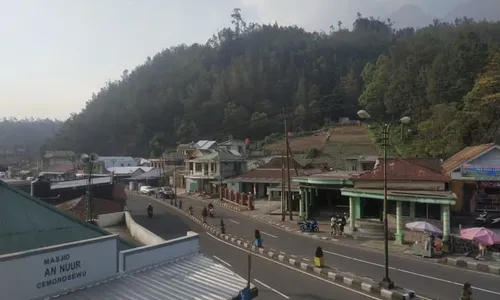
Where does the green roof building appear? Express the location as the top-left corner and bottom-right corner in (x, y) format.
(0, 180), (133, 255)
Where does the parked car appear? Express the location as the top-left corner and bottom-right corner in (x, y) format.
(159, 186), (175, 199)
(140, 186), (156, 195)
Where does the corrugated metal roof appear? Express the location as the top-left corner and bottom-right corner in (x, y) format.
(50, 254), (254, 300)
(51, 176), (112, 190)
(0, 181), (133, 255)
(354, 159), (448, 182)
(191, 150), (245, 162)
(442, 143), (495, 174)
(107, 167), (154, 175)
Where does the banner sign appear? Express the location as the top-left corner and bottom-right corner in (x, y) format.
(462, 164), (500, 180)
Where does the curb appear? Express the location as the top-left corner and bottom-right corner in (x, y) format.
(143, 194), (416, 300)
(438, 257), (500, 275)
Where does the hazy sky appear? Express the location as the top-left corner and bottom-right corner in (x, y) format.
(0, 0), (466, 120)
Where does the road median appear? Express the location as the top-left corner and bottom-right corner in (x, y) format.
(139, 193), (420, 300)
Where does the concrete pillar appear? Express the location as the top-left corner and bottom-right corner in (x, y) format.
(395, 201), (404, 244)
(349, 197), (355, 228)
(299, 188), (305, 220)
(442, 204), (450, 242)
(305, 188), (310, 220)
(409, 202), (416, 218)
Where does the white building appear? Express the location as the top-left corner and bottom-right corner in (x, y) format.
(98, 156), (138, 168)
(0, 232), (257, 300)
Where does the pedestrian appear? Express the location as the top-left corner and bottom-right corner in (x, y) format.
(202, 206), (208, 223)
(335, 214), (342, 236)
(340, 213), (347, 235)
(460, 282), (473, 300)
(330, 215), (336, 237)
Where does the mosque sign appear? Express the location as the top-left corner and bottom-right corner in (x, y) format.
(461, 164), (500, 180)
(37, 253), (87, 289)
(0, 235), (118, 300)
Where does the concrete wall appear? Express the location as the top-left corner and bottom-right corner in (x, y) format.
(124, 211), (165, 245)
(220, 162), (246, 178)
(97, 212), (125, 227)
(469, 148), (500, 165)
(48, 184), (115, 204)
(119, 234), (199, 272)
(227, 182), (242, 193)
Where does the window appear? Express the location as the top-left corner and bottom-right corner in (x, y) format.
(346, 160), (358, 171)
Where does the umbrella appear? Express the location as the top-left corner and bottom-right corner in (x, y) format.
(405, 221), (443, 235)
(460, 227), (500, 246)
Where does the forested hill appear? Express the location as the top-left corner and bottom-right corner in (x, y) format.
(0, 118), (61, 157)
(50, 9), (500, 158)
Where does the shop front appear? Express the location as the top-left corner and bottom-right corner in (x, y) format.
(341, 158), (456, 242)
(443, 143), (500, 213)
(341, 188), (456, 242)
(292, 171), (358, 220)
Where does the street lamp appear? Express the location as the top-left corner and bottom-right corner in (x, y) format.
(357, 110), (410, 290)
(81, 153), (99, 223)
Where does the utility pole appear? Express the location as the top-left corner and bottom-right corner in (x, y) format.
(173, 167), (177, 195)
(281, 155), (285, 221)
(281, 108), (293, 221)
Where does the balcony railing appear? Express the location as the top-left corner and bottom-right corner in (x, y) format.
(186, 170), (218, 177)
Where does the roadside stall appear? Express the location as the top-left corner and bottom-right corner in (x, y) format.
(407, 221), (443, 258)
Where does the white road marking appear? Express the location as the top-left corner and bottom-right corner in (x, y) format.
(254, 278), (290, 299)
(206, 232), (382, 299)
(302, 258), (310, 262)
(260, 231), (278, 238)
(212, 255), (232, 267)
(322, 250), (500, 296)
(228, 219), (240, 224)
(195, 205), (203, 209)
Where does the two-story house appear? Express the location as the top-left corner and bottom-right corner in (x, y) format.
(184, 150), (247, 193)
(217, 138), (247, 156)
(41, 151), (75, 168)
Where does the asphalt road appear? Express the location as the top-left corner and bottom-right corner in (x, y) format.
(127, 194), (383, 300)
(175, 195), (500, 300)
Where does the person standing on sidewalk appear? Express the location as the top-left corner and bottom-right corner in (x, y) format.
(330, 215), (336, 236)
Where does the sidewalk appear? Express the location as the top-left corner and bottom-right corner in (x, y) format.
(213, 197), (500, 275)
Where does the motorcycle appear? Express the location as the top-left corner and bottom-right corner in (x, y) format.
(209, 208), (215, 218)
(488, 216), (500, 228)
(474, 210), (489, 226)
(298, 220), (319, 232)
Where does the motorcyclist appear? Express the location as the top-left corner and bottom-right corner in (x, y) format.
(147, 203), (153, 217)
(208, 203), (214, 217)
